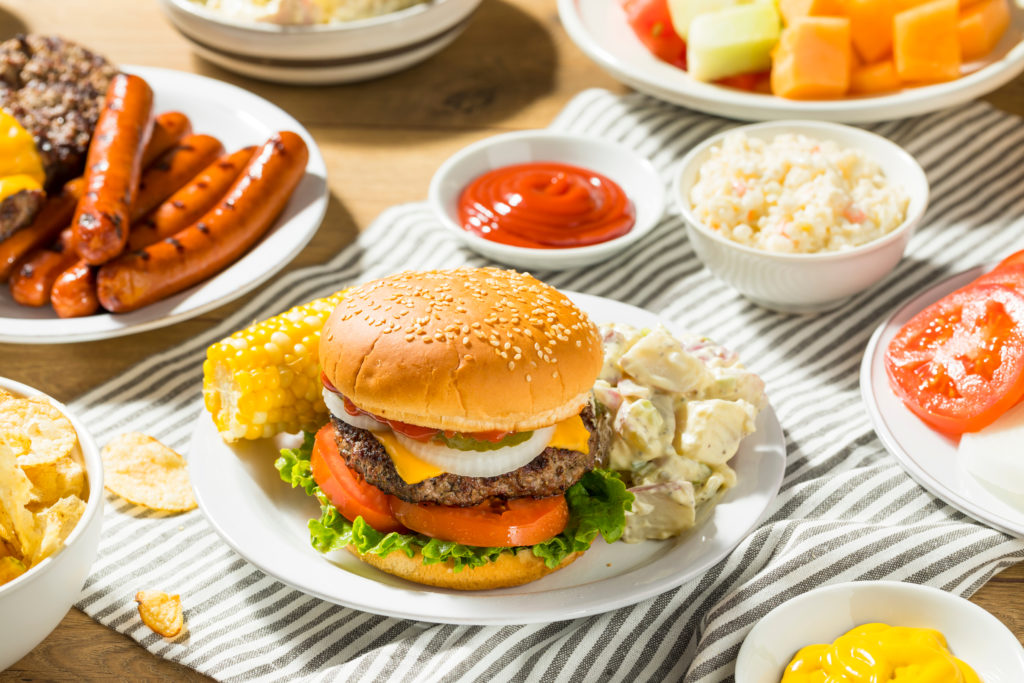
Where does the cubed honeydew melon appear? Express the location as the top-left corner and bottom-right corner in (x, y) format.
(668, 0), (775, 40)
(894, 0), (962, 82)
(686, 3), (782, 82)
(958, 0), (1011, 59)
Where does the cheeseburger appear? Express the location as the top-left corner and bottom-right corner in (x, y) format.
(277, 268), (631, 590)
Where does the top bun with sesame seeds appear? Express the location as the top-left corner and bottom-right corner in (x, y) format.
(319, 267), (603, 433)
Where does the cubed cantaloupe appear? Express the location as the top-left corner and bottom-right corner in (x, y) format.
(841, 0), (897, 62)
(778, 0), (844, 25)
(894, 0), (962, 82)
(850, 59), (903, 93)
(958, 0), (1011, 60)
(687, 3), (782, 82)
(771, 17), (852, 98)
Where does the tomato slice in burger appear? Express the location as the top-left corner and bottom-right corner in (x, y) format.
(389, 496), (569, 548)
(885, 283), (1024, 435)
(311, 424), (406, 534)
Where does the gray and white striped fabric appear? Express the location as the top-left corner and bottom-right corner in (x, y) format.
(71, 89), (1024, 682)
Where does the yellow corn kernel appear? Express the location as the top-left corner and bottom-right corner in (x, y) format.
(202, 290), (348, 442)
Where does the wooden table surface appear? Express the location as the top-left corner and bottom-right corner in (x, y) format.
(1, 0), (1021, 679)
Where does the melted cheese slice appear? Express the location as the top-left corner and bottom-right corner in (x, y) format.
(371, 415), (592, 485)
(0, 111), (45, 201)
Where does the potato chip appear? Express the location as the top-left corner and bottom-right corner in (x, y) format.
(102, 433), (196, 512)
(135, 590), (184, 638)
(31, 495), (86, 565)
(0, 556), (26, 586)
(19, 452), (85, 507)
(0, 397), (76, 461)
(0, 435), (40, 561)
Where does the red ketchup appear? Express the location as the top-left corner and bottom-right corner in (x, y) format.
(457, 162), (636, 248)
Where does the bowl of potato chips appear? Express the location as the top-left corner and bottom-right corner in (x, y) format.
(0, 378), (103, 671)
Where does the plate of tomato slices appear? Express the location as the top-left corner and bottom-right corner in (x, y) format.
(558, 0), (1024, 123)
(188, 293), (787, 624)
(861, 253), (1024, 537)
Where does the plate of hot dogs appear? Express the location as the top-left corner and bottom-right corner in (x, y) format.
(0, 65), (327, 343)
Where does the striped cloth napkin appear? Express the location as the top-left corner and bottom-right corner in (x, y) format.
(71, 89), (1024, 682)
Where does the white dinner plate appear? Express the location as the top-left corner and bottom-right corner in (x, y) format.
(0, 65), (328, 344)
(188, 293), (787, 625)
(861, 266), (1024, 538)
(558, 0), (1024, 123)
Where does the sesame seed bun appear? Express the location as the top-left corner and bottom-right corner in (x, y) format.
(348, 545), (581, 591)
(320, 268), (603, 433)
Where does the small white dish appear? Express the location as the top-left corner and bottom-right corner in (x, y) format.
(0, 65), (328, 344)
(157, 0), (482, 84)
(188, 293), (786, 625)
(559, 0), (1024, 123)
(736, 581), (1024, 683)
(862, 265), (1024, 537)
(428, 131), (665, 270)
(0, 377), (104, 671)
(674, 120), (929, 314)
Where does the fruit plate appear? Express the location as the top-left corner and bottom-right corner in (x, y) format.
(558, 0), (1024, 123)
(0, 65), (328, 344)
(861, 265), (1024, 538)
(188, 293), (788, 625)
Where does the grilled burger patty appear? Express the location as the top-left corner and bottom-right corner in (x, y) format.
(332, 405), (604, 508)
(0, 34), (116, 188)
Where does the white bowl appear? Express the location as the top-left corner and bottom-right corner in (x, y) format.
(157, 0), (482, 84)
(428, 130), (666, 270)
(674, 120), (929, 314)
(736, 581), (1024, 683)
(0, 378), (104, 671)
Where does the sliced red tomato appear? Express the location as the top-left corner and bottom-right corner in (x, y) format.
(340, 395), (511, 443)
(621, 0), (687, 69)
(973, 263), (1024, 293)
(311, 424), (406, 533)
(389, 495), (569, 548)
(885, 283), (1024, 435)
(997, 249), (1024, 270)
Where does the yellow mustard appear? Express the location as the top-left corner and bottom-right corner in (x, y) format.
(0, 110), (44, 201)
(781, 623), (982, 683)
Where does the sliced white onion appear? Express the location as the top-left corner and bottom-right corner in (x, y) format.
(394, 426), (556, 478)
(323, 388), (384, 433)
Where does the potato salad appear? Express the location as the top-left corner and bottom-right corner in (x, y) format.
(593, 324), (765, 543)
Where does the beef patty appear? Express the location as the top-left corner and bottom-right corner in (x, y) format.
(0, 34), (116, 189)
(333, 404), (604, 507)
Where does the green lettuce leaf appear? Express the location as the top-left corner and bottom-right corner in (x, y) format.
(275, 432), (634, 572)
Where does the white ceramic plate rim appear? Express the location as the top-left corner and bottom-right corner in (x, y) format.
(0, 377), (104, 598)
(861, 265), (1024, 537)
(163, 0), (443, 33)
(672, 120), (930, 263)
(427, 130), (666, 263)
(559, 0), (1024, 122)
(0, 65), (328, 344)
(189, 292), (786, 625)
(736, 580), (1024, 681)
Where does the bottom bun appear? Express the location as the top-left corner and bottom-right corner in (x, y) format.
(347, 546), (582, 591)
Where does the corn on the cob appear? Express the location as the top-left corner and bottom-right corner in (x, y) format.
(203, 290), (348, 442)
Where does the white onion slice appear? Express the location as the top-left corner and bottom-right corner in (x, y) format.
(394, 426), (556, 478)
(323, 388), (384, 433)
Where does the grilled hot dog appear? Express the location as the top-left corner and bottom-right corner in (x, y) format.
(131, 133), (224, 221)
(129, 146), (255, 251)
(141, 111), (192, 169)
(0, 177), (84, 281)
(97, 131), (308, 313)
(73, 73), (154, 266)
(9, 230), (78, 307)
(51, 260), (100, 318)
